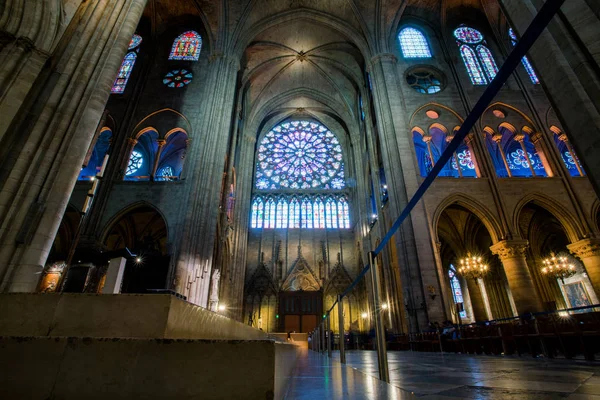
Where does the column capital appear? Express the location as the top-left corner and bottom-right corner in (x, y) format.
(156, 139), (167, 146)
(490, 240), (529, 259)
(370, 53), (398, 65)
(127, 138), (138, 146)
(568, 238), (600, 259)
(530, 132), (543, 143)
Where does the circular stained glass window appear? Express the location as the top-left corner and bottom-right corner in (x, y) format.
(126, 150), (143, 176)
(406, 67), (445, 94)
(255, 121), (345, 190)
(454, 26), (484, 44)
(163, 69), (193, 88)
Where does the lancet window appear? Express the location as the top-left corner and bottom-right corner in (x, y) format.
(454, 26), (498, 85)
(111, 34), (142, 94)
(508, 28), (540, 84)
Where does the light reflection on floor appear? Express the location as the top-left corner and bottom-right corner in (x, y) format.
(284, 350), (600, 399)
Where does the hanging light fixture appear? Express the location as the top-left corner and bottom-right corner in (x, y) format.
(457, 253), (489, 280)
(541, 253), (576, 282)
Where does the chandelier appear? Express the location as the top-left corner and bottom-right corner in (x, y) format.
(541, 253), (576, 282)
(458, 253), (489, 280)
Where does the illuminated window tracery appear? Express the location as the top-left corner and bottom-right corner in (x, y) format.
(454, 26), (498, 85)
(251, 120), (350, 229)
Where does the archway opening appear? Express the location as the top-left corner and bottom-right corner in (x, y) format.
(438, 204), (513, 322)
(518, 203), (595, 310)
(104, 205), (169, 293)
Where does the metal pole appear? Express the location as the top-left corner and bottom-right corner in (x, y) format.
(338, 294), (346, 364)
(369, 251), (390, 382)
(321, 321), (326, 353)
(327, 314), (332, 358)
(316, 327), (320, 352)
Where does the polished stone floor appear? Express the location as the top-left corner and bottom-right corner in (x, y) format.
(284, 350), (600, 399)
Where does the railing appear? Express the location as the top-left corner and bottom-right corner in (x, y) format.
(309, 0), (568, 383)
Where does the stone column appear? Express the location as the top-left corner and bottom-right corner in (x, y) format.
(0, 0), (148, 292)
(172, 54), (239, 307)
(500, 0), (600, 195)
(568, 239), (600, 298)
(466, 278), (488, 322)
(490, 240), (544, 314)
(369, 53), (442, 331)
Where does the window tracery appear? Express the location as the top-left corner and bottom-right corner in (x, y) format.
(251, 120), (350, 229)
(449, 265), (467, 318)
(454, 26), (498, 85)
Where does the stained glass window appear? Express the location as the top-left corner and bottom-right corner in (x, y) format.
(156, 166), (174, 181)
(169, 31), (202, 61)
(251, 119), (350, 229)
(459, 46), (486, 85)
(276, 198), (288, 228)
(449, 265), (467, 318)
(485, 127), (547, 178)
(315, 198), (325, 229)
(255, 121), (345, 190)
(301, 198), (313, 229)
(129, 34), (142, 50)
(126, 150), (143, 176)
(477, 45), (498, 81)
(290, 198), (300, 228)
(398, 27), (432, 58)
(406, 69), (443, 94)
(251, 198), (264, 228)
(163, 69), (193, 88)
(553, 132), (584, 177)
(455, 26), (497, 85)
(508, 28), (540, 84)
(265, 198), (276, 229)
(111, 52), (137, 94)
(413, 128), (477, 178)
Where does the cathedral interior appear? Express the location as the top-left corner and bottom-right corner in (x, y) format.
(1, 0), (600, 398)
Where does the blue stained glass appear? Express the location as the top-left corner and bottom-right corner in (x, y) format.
(454, 27), (484, 44)
(315, 198), (325, 229)
(111, 52), (137, 94)
(169, 31), (202, 61)
(553, 133), (584, 177)
(449, 266), (467, 318)
(302, 198), (313, 229)
(476, 45), (498, 81)
(508, 28), (540, 84)
(255, 121), (345, 190)
(163, 69), (193, 88)
(126, 150), (143, 176)
(460, 45), (487, 85)
(398, 27), (432, 58)
(276, 199), (288, 228)
(265, 198), (276, 228)
(129, 34), (142, 50)
(290, 198), (300, 228)
(251, 198), (264, 228)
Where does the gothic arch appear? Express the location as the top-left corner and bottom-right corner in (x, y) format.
(481, 102), (538, 132)
(409, 103), (465, 127)
(512, 193), (584, 243)
(432, 194), (503, 244)
(100, 201), (169, 250)
(131, 109), (192, 140)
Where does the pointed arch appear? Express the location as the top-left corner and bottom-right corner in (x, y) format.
(476, 45), (498, 81)
(512, 193), (585, 243)
(251, 197), (264, 228)
(432, 194), (504, 244)
(459, 45), (486, 85)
